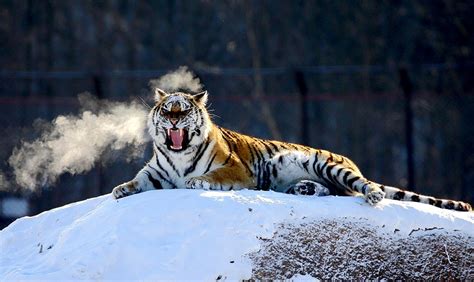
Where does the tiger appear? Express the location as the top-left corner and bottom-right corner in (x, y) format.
(112, 88), (472, 212)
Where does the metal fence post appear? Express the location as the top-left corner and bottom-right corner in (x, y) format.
(294, 70), (309, 146)
(399, 67), (415, 190)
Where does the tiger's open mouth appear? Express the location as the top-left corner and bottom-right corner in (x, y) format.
(165, 128), (189, 151)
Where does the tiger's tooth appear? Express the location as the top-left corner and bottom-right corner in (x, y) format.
(179, 129), (183, 137)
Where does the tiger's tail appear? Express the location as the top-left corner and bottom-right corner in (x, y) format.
(381, 185), (472, 212)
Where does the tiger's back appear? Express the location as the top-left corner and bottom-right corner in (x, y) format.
(216, 127), (356, 192)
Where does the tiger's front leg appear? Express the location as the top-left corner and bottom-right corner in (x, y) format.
(185, 166), (254, 191)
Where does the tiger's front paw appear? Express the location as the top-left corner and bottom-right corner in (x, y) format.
(185, 177), (212, 190)
(112, 181), (141, 199)
(365, 186), (386, 205)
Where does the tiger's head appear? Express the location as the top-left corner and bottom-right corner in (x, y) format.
(148, 88), (212, 152)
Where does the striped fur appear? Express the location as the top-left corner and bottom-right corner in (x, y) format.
(112, 90), (472, 212)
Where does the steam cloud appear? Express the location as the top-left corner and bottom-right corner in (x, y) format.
(5, 66), (201, 192)
(7, 94), (149, 191)
(150, 66), (203, 93)
(0, 172), (9, 191)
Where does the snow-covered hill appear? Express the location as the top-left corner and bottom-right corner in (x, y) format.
(1, 190), (473, 280)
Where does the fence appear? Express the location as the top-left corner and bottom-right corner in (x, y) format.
(1, 63), (474, 228)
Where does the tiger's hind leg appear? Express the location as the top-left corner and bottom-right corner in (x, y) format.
(265, 151), (316, 192)
(286, 180), (330, 196)
(266, 149), (386, 205)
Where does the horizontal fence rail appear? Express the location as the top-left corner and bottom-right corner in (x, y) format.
(1, 61), (474, 79)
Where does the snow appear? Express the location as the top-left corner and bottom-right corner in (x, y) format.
(1, 190), (473, 280)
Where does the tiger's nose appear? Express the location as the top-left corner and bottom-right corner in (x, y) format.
(170, 118), (178, 125)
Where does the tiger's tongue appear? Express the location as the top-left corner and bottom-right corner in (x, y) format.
(170, 129), (184, 149)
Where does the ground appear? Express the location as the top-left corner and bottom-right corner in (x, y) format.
(0, 189), (473, 280)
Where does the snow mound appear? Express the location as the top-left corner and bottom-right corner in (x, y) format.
(1, 190), (473, 280)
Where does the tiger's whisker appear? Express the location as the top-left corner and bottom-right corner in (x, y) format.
(137, 96), (152, 109)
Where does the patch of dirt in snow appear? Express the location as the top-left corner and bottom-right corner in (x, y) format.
(249, 219), (474, 280)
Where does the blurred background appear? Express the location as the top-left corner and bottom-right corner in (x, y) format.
(1, 1), (474, 228)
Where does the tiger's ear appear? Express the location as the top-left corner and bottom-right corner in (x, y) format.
(194, 91), (208, 105)
(154, 88), (168, 102)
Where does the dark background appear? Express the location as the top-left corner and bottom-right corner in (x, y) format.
(1, 1), (474, 228)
